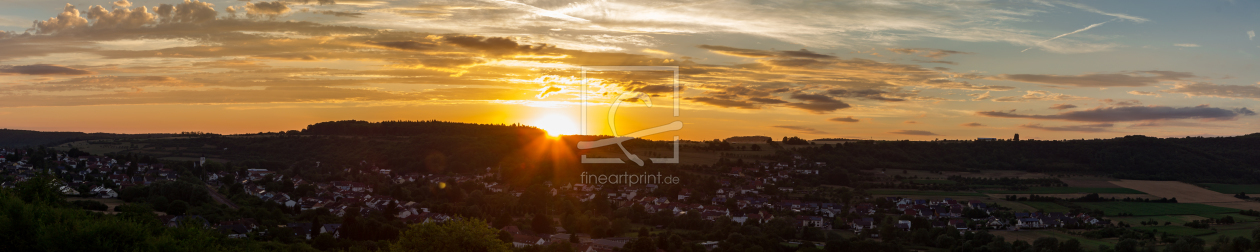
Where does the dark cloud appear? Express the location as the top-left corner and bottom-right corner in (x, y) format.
(631, 84), (677, 94)
(443, 35), (551, 55)
(748, 97), (788, 104)
(0, 64), (92, 75)
(829, 116), (859, 123)
(784, 93), (850, 113)
(960, 122), (984, 127)
(1049, 104), (1077, 110)
(992, 71), (1195, 88)
(978, 105), (1255, 122)
(314, 10), (362, 17)
(773, 125), (828, 135)
(1164, 82), (1260, 100)
(889, 130), (938, 136)
(1020, 123), (1113, 132)
(686, 97), (759, 109)
(826, 88), (905, 101)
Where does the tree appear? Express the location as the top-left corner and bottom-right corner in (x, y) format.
(532, 213), (554, 234)
(168, 200), (189, 216)
(498, 230), (513, 244)
(387, 218), (511, 252)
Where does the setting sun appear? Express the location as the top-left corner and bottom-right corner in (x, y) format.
(532, 113), (579, 137)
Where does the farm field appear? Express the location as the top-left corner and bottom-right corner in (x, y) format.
(1131, 225), (1216, 237)
(990, 230), (1115, 249)
(1075, 202), (1238, 216)
(1110, 215), (1207, 226)
(986, 193), (1162, 201)
(1060, 177), (1125, 188)
(1017, 202), (1072, 213)
(1197, 183), (1260, 194)
(1109, 180), (1240, 203)
(911, 179), (957, 185)
(980, 187), (1145, 194)
(868, 190), (985, 197)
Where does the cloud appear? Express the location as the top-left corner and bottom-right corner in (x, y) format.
(1164, 82), (1260, 100)
(886, 48), (971, 59)
(1100, 99), (1141, 106)
(1020, 123), (1113, 132)
(698, 45), (834, 59)
(978, 105), (1255, 122)
(686, 97), (759, 109)
(113, 0), (132, 8)
(1022, 19), (1112, 53)
(33, 4), (90, 34)
(0, 64), (92, 75)
(168, 0), (218, 24)
(826, 88), (905, 102)
(889, 130), (938, 136)
(992, 71), (1194, 88)
(1128, 90), (1161, 97)
(992, 90), (1086, 102)
(904, 121), (917, 124)
(1250, 30), (1256, 41)
(535, 86), (561, 98)
(829, 116), (859, 123)
(1174, 43), (1200, 48)
(246, 1), (290, 17)
(773, 125), (828, 135)
(784, 93), (851, 113)
(1052, 1), (1148, 23)
(1049, 104), (1077, 110)
(969, 91), (991, 101)
(314, 10), (363, 18)
(960, 122), (985, 127)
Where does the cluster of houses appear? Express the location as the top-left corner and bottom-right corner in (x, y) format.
(0, 147), (173, 198)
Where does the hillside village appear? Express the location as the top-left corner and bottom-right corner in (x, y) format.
(1, 146), (1119, 251)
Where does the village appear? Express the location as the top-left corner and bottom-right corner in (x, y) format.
(1, 146), (1116, 251)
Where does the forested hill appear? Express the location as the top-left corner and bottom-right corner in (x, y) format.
(302, 120), (546, 138)
(0, 129), (171, 148)
(800, 134), (1260, 184)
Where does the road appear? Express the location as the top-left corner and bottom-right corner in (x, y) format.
(204, 184), (239, 210)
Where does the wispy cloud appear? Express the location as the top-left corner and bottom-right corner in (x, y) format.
(1023, 19), (1113, 52)
(1174, 43), (1200, 47)
(890, 130), (939, 136)
(774, 125), (828, 135)
(1249, 30), (1255, 41)
(480, 0), (590, 23)
(1053, 1), (1149, 23)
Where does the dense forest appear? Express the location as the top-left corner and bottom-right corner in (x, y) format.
(797, 134), (1260, 184)
(0, 129), (172, 148)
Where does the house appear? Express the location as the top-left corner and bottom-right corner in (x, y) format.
(1017, 218), (1043, 229)
(511, 234), (546, 248)
(850, 218), (875, 230)
(896, 220), (912, 231)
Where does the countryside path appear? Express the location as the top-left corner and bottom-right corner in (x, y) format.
(204, 184), (239, 210)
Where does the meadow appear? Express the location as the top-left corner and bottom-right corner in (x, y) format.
(980, 187), (1146, 194)
(1075, 202), (1239, 216)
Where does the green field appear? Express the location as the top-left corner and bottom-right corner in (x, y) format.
(1076, 202), (1239, 216)
(980, 187), (1146, 194)
(1110, 215), (1203, 226)
(1197, 183), (1260, 194)
(912, 179), (958, 185)
(1131, 225), (1216, 237)
(868, 190), (986, 197)
(1017, 201), (1072, 213)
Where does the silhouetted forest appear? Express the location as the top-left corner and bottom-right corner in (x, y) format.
(0, 129), (172, 147)
(800, 134), (1260, 184)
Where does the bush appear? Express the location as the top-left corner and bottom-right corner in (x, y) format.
(70, 200), (108, 211)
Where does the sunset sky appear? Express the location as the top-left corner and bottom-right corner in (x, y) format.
(1, 0), (1258, 140)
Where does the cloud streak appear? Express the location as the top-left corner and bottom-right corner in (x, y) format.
(978, 105), (1255, 122)
(773, 125), (828, 135)
(1022, 19), (1112, 52)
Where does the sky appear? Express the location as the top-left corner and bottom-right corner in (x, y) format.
(0, 0), (1258, 141)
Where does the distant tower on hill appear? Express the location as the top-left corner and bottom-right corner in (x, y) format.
(1014, 133), (1020, 142)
